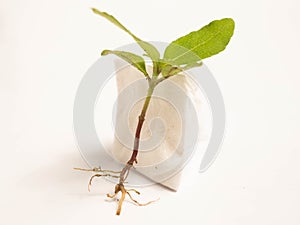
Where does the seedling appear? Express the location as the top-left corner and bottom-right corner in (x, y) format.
(75, 8), (235, 215)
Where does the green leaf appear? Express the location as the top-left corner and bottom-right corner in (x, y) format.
(91, 8), (139, 40)
(158, 55), (202, 78)
(158, 60), (180, 77)
(164, 18), (235, 65)
(161, 65), (183, 77)
(92, 8), (160, 72)
(101, 50), (148, 76)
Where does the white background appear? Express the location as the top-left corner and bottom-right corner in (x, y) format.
(1, 0), (300, 224)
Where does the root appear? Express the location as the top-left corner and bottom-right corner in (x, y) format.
(116, 184), (127, 215)
(106, 183), (159, 215)
(126, 188), (140, 195)
(74, 167), (121, 192)
(126, 191), (159, 206)
(74, 167), (122, 174)
(88, 173), (120, 192)
(74, 166), (159, 215)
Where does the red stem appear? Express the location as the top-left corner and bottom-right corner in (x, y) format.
(127, 86), (154, 165)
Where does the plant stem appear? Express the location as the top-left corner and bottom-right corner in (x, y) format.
(127, 85), (154, 165)
(114, 79), (163, 214)
(118, 81), (156, 184)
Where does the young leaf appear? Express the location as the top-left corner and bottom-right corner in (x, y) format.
(101, 50), (148, 76)
(92, 8), (160, 72)
(164, 18), (235, 66)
